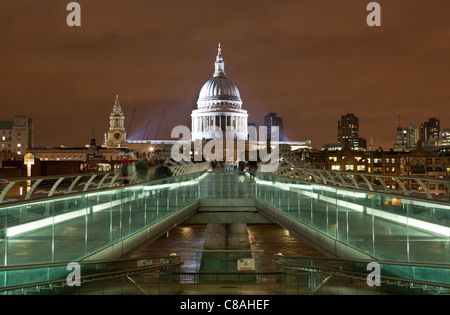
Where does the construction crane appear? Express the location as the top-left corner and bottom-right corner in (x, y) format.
(127, 108), (136, 133)
(143, 119), (151, 140)
(154, 108), (166, 139)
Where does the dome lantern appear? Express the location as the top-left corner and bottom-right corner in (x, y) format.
(214, 43), (226, 78)
(197, 44), (242, 108)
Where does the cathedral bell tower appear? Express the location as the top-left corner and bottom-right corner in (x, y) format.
(105, 95), (127, 146)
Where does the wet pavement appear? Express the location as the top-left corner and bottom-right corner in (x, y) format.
(124, 223), (326, 272)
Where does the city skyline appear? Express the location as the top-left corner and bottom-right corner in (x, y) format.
(1, 1), (449, 150)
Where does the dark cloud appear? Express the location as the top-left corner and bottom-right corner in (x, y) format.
(1, 0), (449, 149)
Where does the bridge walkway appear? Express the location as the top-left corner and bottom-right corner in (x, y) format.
(0, 167), (449, 293)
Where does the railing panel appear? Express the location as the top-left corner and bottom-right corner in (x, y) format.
(1, 167), (449, 293)
(0, 172), (202, 268)
(256, 173), (450, 265)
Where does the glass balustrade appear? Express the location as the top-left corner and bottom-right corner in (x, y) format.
(0, 173), (199, 267)
(256, 173), (450, 264)
(1, 170), (449, 292)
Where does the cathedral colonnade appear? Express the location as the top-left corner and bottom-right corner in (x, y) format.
(191, 113), (248, 140)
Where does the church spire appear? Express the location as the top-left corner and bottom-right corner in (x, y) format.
(369, 134), (374, 151)
(114, 94), (121, 108)
(214, 42), (226, 78)
(106, 94), (127, 146)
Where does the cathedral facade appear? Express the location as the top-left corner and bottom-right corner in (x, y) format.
(191, 44), (248, 141)
(103, 44), (250, 160)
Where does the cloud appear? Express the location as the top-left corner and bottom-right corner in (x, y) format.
(1, 0), (449, 149)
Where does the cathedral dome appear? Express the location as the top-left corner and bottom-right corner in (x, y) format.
(198, 76), (242, 103)
(191, 44), (248, 141)
(197, 43), (243, 109)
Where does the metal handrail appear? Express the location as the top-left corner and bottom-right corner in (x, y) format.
(0, 162), (211, 205)
(0, 255), (183, 294)
(1, 263), (182, 294)
(273, 165), (450, 185)
(267, 166), (450, 203)
(272, 255), (450, 293)
(273, 254), (450, 269)
(0, 172), (119, 204)
(272, 260), (450, 294)
(2, 161), (447, 204)
(0, 254), (179, 271)
(174, 272), (283, 284)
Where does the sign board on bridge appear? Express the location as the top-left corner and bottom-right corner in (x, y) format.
(237, 258), (255, 270)
(137, 259), (153, 267)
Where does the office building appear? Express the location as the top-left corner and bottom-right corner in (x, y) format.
(421, 117), (440, 146)
(264, 113), (284, 141)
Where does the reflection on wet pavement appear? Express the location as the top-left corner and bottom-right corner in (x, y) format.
(125, 224), (325, 272)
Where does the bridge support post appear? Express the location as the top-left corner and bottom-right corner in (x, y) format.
(203, 223), (251, 250)
(199, 223), (254, 279)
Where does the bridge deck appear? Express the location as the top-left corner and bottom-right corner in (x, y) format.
(1, 170), (449, 290)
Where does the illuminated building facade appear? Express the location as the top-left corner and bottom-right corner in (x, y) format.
(100, 45), (312, 161)
(441, 129), (450, 146)
(338, 113), (359, 143)
(0, 116), (33, 155)
(191, 44), (248, 141)
(421, 117), (440, 147)
(337, 113), (366, 151)
(403, 122), (420, 150)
